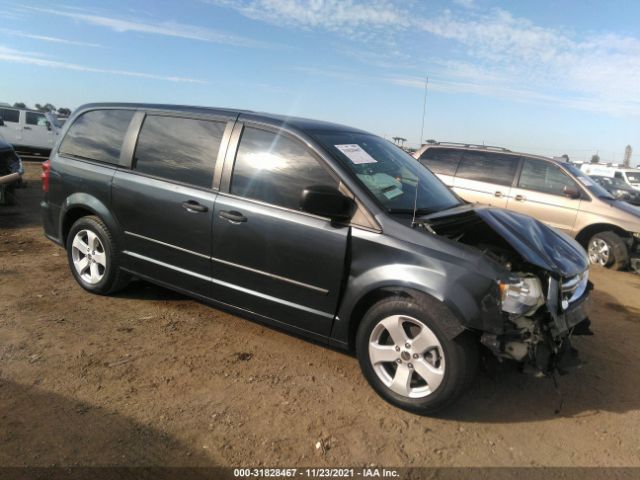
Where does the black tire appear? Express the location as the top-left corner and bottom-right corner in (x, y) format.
(66, 215), (130, 295)
(587, 231), (629, 270)
(356, 295), (478, 415)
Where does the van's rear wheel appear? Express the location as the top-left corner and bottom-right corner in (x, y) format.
(356, 295), (477, 415)
(587, 231), (629, 270)
(66, 215), (130, 294)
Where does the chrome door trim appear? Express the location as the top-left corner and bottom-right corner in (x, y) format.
(123, 251), (334, 319)
(124, 231), (209, 259)
(210, 256), (329, 294)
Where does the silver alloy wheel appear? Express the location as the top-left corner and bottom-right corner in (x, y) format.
(588, 237), (610, 266)
(71, 229), (107, 284)
(368, 315), (445, 399)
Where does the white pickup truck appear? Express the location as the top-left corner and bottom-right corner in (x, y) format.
(0, 106), (62, 154)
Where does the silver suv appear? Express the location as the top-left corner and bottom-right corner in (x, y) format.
(414, 143), (640, 272)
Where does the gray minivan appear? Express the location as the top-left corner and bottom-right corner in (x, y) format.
(42, 104), (592, 414)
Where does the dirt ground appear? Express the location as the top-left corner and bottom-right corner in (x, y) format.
(1, 163), (639, 468)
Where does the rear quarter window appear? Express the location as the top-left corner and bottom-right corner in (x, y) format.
(456, 152), (519, 186)
(59, 109), (134, 164)
(418, 148), (461, 176)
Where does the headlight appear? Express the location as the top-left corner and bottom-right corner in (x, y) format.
(499, 275), (544, 315)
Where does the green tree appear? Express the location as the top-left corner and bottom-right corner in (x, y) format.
(12, 102), (26, 109)
(590, 154), (600, 164)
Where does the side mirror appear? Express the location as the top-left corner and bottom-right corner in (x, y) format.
(564, 185), (581, 199)
(0, 118), (4, 126)
(45, 120), (52, 131)
(300, 185), (354, 221)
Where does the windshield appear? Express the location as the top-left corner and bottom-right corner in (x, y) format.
(626, 172), (640, 183)
(564, 164), (615, 199)
(313, 131), (462, 214)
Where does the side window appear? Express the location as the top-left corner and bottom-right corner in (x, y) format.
(134, 115), (225, 188)
(418, 148), (461, 176)
(614, 172), (623, 179)
(518, 159), (578, 196)
(0, 108), (20, 123)
(26, 112), (47, 126)
(59, 109), (134, 164)
(231, 127), (337, 210)
(456, 152), (519, 186)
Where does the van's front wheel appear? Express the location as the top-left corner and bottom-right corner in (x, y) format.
(356, 296), (477, 415)
(588, 231), (629, 270)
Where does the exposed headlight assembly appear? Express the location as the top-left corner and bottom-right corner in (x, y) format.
(499, 275), (544, 316)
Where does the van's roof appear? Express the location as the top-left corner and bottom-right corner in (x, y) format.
(418, 142), (559, 164)
(76, 102), (368, 135)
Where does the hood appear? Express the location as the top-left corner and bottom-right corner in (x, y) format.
(0, 137), (12, 151)
(419, 205), (588, 278)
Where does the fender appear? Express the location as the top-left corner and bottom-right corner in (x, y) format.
(331, 259), (504, 349)
(59, 193), (125, 249)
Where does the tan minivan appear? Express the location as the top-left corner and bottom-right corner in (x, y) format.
(413, 143), (640, 272)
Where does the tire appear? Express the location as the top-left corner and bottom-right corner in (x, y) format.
(587, 231), (629, 270)
(356, 295), (478, 415)
(66, 215), (130, 295)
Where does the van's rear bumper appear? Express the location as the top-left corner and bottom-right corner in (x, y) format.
(41, 200), (63, 246)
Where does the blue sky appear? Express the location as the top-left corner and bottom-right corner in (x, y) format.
(0, 0), (639, 163)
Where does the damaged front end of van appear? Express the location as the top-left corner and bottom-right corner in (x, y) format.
(417, 205), (593, 376)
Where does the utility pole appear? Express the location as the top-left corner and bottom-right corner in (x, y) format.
(419, 76), (428, 148)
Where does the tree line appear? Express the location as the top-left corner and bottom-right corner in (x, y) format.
(11, 102), (71, 117)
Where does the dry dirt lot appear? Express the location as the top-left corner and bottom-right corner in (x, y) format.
(1, 163), (639, 468)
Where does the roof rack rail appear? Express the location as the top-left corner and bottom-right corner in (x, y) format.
(428, 141), (512, 153)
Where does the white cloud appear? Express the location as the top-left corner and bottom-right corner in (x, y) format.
(214, 1), (640, 115)
(0, 28), (102, 47)
(0, 46), (206, 84)
(22, 5), (279, 48)
(452, 0), (475, 8)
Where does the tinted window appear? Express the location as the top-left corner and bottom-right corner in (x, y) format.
(518, 159), (578, 196)
(26, 112), (47, 126)
(59, 109), (134, 164)
(231, 127), (337, 210)
(418, 148), (461, 176)
(0, 108), (19, 123)
(134, 115), (224, 188)
(456, 152), (519, 186)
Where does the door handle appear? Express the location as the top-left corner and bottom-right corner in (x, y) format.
(515, 194), (525, 201)
(219, 210), (247, 223)
(181, 200), (208, 213)
(494, 191), (503, 198)
(23, 126), (32, 130)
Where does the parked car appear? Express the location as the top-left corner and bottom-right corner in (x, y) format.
(589, 175), (640, 206)
(413, 143), (640, 271)
(0, 138), (23, 205)
(578, 163), (640, 191)
(42, 104), (592, 414)
(0, 106), (62, 155)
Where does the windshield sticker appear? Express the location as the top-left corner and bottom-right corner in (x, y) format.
(335, 144), (377, 164)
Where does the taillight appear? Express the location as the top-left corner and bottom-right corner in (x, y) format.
(41, 160), (51, 192)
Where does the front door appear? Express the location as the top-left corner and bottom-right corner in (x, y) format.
(507, 158), (580, 234)
(0, 108), (22, 146)
(22, 111), (54, 150)
(211, 124), (349, 337)
(111, 113), (229, 298)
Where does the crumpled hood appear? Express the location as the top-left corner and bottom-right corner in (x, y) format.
(474, 207), (588, 277)
(419, 205), (589, 278)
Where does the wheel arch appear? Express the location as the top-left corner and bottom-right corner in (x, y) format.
(59, 193), (122, 248)
(575, 223), (630, 248)
(339, 285), (467, 352)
